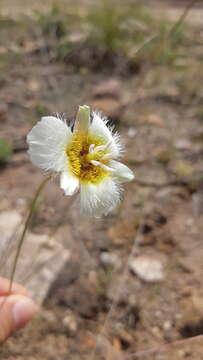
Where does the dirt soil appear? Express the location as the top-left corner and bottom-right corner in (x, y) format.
(1, 1), (203, 359)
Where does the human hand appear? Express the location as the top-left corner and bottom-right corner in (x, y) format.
(0, 277), (39, 344)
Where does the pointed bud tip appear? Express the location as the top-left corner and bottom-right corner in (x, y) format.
(76, 105), (91, 135)
(78, 105), (90, 114)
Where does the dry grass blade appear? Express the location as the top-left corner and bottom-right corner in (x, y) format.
(124, 334), (203, 359)
(132, 0), (199, 98)
(168, 0), (200, 38)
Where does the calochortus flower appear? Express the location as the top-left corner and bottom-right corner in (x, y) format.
(27, 105), (134, 217)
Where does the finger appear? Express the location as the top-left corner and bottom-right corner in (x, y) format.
(0, 295), (39, 344)
(0, 277), (28, 296)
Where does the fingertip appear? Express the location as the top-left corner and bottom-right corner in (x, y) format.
(0, 295), (39, 343)
(0, 277), (29, 297)
(12, 296), (39, 328)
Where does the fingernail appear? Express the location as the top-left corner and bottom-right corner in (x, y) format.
(12, 297), (39, 327)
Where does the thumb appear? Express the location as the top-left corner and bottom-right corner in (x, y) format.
(0, 295), (39, 344)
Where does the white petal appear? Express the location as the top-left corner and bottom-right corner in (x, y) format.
(90, 112), (123, 158)
(80, 178), (122, 217)
(60, 171), (79, 196)
(74, 105), (90, 135)
(27, 116), (72, 172)
(110, 160), (134, 182)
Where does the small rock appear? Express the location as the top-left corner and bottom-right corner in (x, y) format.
(27, 79), (41, 92)
(144, 114), (164, 126)
(127, 127), (137, 138)
(100, 252), (121, 268)
(91, 79), (122, 99)
(68, 32), (87, 44)
(175, 139), (192, 150)
(40, 310), (57, 324)
(177, 349), (188, 358)
(151, 326), (162, 339)
(108, 221), (135, 246)
(0, 210), (70, 304)
(163, 320), (172, 331)
(155, 310), (162, 318)
(90, 98), (124, 121)
(89, 79), (126, 121)
(175, 313), (183, 320)
(62, 309), (77, 336)
(129, 256), (165, 282)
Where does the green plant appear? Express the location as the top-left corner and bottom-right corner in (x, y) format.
(0, 139), (12, 164)
(37, 4), (66, 38)
(136, 18), (187, 66)
(87, 0), (124, 53)
(86, 0), (153, 55)
(34, 103), (50, 118)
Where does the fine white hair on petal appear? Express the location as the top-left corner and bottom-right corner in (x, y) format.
(80, 178), (122, 217)
(27, 116), (72, 172)
(90, 111), (123, 158)
(60, 171), (79, 196)
(109, 160), (135, 183)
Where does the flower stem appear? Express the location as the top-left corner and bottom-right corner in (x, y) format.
(8, 175), (52, 293)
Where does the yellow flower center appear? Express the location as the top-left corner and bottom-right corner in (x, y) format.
(66, 133), (110, 184)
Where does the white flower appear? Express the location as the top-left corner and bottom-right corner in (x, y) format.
(27, 105), (134, 217)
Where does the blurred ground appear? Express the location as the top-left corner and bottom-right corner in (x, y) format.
(0, 0), (203, 359)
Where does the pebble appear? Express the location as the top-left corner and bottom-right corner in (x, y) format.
(91, 79), (122, 99)
(129, 256), (165, 282)
(40, 310), (57, 324)
(163, 320), (172, 331)
(151, 326), (162, 339)
(127, 127), (137, 137)
(175, 139), (192, 150)
(100, 252), (121, 268)
(89, 98), (124, 121)
(177, 349), (188, 358)
(62, 310), (77, 336)
(0, 209), (70, 304)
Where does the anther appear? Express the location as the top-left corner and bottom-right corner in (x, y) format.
(93, 140), (112, 153)
(90, 160), (100, 166)
(99, 163), (115, 172)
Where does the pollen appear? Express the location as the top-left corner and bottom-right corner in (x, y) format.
(66, 133), (110, 184)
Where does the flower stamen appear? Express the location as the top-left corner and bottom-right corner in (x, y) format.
(90, 160), (115, 172)
(67, 134), (111, 184)
(93, 140), (112, 154)
(89, 144), (95, 154)
(101, 153), (111, 161)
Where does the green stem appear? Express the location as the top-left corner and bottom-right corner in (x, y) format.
(9, 175), (52, 293)
(168, 0), (199, 38)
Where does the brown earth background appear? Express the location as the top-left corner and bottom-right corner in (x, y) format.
(0, 0), (203, 359)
